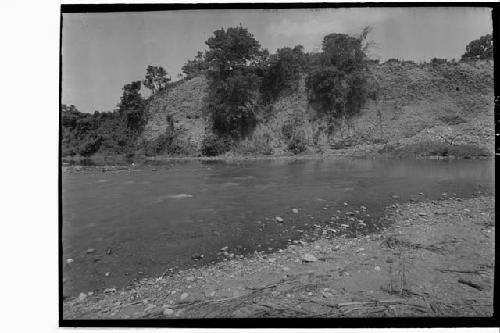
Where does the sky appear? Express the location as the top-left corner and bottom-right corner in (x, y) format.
(62, 7), (492, 113)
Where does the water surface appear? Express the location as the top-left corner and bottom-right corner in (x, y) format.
(62, 158), (494, 297)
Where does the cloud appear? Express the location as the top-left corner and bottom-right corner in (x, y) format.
(265, 8), (395, 41)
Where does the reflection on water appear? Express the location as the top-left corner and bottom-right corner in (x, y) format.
(62, 158), (494, 296)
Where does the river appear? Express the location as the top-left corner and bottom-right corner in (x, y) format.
(62, 158), (494, 297)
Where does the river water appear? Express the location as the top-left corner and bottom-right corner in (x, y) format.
(62, 158), (494, 297)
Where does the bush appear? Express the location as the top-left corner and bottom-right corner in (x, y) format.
(77, 137), (103, 157)
(260, 45), (305, 103)
(461, 34), (493, 60)
(305, 30), (370, 125)
(143, 127), (196, 156)
(287, 131), (307, 155)
(200, 134), (232, 156)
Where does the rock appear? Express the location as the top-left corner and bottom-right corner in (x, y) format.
(192, 253), (204, 260)
(464, 209), (471, 212)
(105, 248), (112, 255)
(344, 202), (349, 206)
(374, 266), (381, 271)
(275, 216), (284, 223)
(220, 246), (228, 251)
(180, 292), (189, 300)
(356, 248), (364, 253)
(104, 288), (116, 293)
(66, 258), (74, 264)
(360, 205), (367, 210)
(340, 224), (349, 228)
(163, 308), (174, 316)
(88, 291), (94, 296)
(86, 248), (96, 254)
(78, 292), (87, 301)
(302, 254), (318, 263)
(345, 212), (355, 216)
(186, 276), (195, 282)
(418, 213), (427, 217)
(292, 208), (299, 214)
(105, 272), (110, 277)
(392, 195), (400, 199)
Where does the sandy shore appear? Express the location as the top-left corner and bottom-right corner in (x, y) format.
(63, 195), (494, 319)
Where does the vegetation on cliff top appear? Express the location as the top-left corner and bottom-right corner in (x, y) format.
(61, 30), (493, 160)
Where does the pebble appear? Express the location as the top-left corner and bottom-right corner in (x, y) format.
(275, 216), (284, 223)
(163, 308), (174, 316)
(105, 272), (110, 277)
(292, 208), (299, 214)
(302, 254), (318, 263)
(66, 258), (74, 264)
(86, 248), (96, 254)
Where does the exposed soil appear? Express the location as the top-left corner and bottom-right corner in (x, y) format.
(63, 195), (494, 319)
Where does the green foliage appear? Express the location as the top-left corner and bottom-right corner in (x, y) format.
(305, 29), (370, 127)
(287, 131), (307, 155)
(200, 133), (232, 156)
(78, 136), (103, 157)
(204, 26), (266, 140)
(260, 45), (306, 103)
(461, 34), (493, 60)
(118, 81), (146, 133)
(143, 128), (193, 156)
(143, 65), (171, 94)
(182, 52), (208, 79)
(62, 81), (146, 158)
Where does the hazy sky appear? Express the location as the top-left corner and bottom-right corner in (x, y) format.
(62, 7), (492, 113)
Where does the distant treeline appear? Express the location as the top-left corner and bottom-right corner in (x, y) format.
(61, 30), (492, 158)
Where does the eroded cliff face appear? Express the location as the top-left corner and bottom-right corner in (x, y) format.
(142, 60), (494, 155)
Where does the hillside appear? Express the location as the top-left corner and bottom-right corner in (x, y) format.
(142, 60), (494, 158)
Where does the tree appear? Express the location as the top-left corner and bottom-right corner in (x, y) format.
(204, 26), (266, 139)
(305, 28), (371, 130)
(143, 65), (171, 94)
(182, 51), (208, 79)
(118, 81), (145, 132)
(260, 45), (306, 103)
(461, 34), (493, 60)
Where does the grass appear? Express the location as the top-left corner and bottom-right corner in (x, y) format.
(379, 141), (491, 159)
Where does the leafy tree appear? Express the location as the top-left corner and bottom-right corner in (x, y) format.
(260, 45), (306, 103)
(182, 51), (208, 79)
(143, 65), (171, 94)
(118, 81), (146, 132)
(305, 28), (371, 129)
(461, 34), (493, 60)
(204, 26), (266, 139)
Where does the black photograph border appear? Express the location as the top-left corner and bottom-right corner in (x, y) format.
(59, 1), (500, 328)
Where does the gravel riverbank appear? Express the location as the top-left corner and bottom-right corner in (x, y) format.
(63, 196), (494, 319)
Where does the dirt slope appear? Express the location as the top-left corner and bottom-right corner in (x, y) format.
(141, 60), (494, 156)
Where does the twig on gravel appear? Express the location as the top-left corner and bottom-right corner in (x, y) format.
(458, 278), (485, 291)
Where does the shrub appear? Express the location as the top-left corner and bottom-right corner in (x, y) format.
(305, 29), (370, 126)
(461, 34), (493, 60)
(200, 134), (231, 156)
(204, 26), (266, 140)
(287, 132), (307, 155)
(77, 137), (103, 157)
(260, 45), (306, 103)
